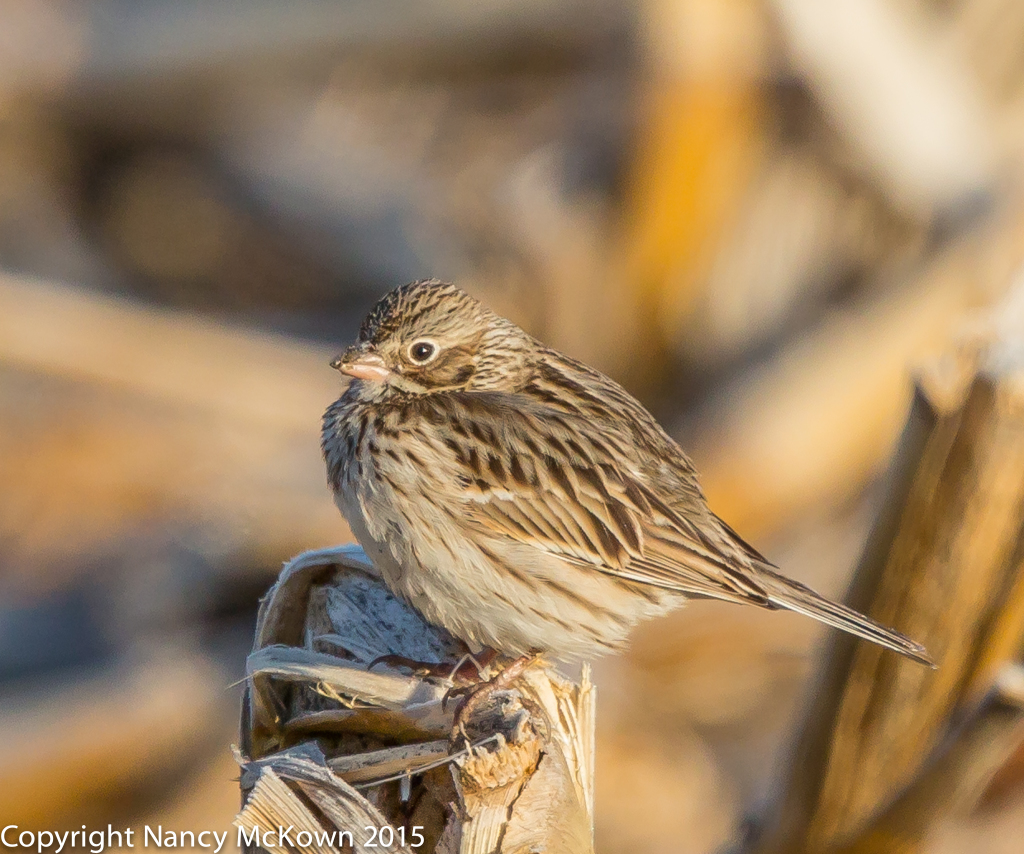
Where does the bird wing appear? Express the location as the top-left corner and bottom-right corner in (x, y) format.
(442, 391), (932, 665)
(444, 391), (772, 606)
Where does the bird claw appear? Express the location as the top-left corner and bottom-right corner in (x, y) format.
(369, 650), (501, 687)
(441, 679), (479, 710)
(366, 653), (444, 676)
(445, 653), (541, 743)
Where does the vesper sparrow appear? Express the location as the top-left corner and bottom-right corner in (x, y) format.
(322, 280), (931, 669)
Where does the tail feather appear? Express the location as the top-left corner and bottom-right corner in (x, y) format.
(755, 565), (935, 667)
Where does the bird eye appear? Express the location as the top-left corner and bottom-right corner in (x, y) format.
(408, 340), (437, 364)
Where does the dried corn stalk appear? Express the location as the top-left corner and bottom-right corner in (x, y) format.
(235, 545), (595, 854)
(747, 271), (1024, 853)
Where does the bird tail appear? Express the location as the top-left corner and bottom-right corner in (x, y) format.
(754, 564), (934, 667)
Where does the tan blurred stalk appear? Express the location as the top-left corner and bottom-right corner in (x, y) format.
(0, 274), (346, 582)
(770, 0), (995, 215)
(0, 648), (231, 828)
(833, 667), (1024, 854)
(0, 274), (335, 432)
(747, 275), (1024, 853)
(692, 204), (1024, 540)
(613, 0), (768, 389)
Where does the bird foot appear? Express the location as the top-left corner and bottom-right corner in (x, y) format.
(447, 653), (542, 744)
(368, 649), (500, 685)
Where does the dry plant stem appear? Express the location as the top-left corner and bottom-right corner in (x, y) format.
(616, 0), (766, 391)
(831, 665), (1024, 854)
(0, 648), (229, 828)
(238, 546), (595, 854)
(750, 294), (1024, 853)
(694, 204), (1024, 540)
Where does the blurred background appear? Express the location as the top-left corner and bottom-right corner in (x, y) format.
(2, 0), (1024, 851)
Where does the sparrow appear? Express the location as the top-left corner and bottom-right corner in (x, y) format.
(321, 279), (931, 669)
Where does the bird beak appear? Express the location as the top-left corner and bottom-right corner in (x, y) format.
(330, 346), (392, 382)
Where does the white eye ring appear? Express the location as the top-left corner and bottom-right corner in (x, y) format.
(407, 339), (440, 364)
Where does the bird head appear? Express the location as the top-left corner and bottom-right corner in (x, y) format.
(332, 279), (531, 397)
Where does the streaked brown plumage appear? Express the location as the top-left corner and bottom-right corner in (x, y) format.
(321, 279), (931, 666)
